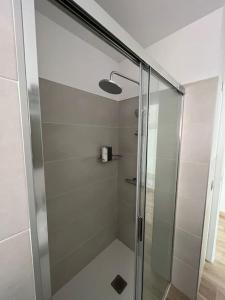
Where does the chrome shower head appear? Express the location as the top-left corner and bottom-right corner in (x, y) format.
(99, 71), (139, 95)
(99, 79), (122, 95)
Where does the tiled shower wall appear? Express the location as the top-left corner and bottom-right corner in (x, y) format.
(0, 1), (35, 299)
(40, 78), (119, 292)
(118, 97), (138, 250)
(172, 78), (218, 299)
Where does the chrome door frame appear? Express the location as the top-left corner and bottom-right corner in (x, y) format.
(16, 0), (185, 299)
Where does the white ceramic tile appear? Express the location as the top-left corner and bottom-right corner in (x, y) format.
(183, 78), (218, 125)
(172, 257), (198, 300)
(176, 196), (205, 237)
(174, 228), (202, 269)
(178, 161), (209, 201)
(0, 0), (17, 80)
(0, 78), (29, 240)
(0, 230), (35, 300)
(180, 122), (213, 164)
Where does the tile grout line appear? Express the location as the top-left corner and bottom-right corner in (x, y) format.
(0, 228), (30, 245)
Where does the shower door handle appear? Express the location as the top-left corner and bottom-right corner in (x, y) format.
(137, 216), (143, 242)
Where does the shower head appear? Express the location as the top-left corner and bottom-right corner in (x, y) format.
(99, 79), (122, 95)
(99, 71), (139, 95)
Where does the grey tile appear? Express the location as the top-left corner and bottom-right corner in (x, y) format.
(0, 78), (29, 241)
(119, 127), (138, 155)
(150, 88), (181, 125)
(118, 97), (138, 127)
(118, 153), (137, 179)
(174, 228), (202, 269)
(39, 78), (119, 126)
(183, 78), (218, 125)
(42, 123), (119, 161)
(178, 161), (209, 201)
(44, 156), (118, 198)
(158, 95), (181, 125)
(118, 201), (136, 250)
(51, 226), (116, 293)
(151, 221), (174, 281)
(118, 177), (136, 207)
(47, 177), (118, 234)
(153, 190), (176, 226)
(155, 157), (178, 197)
(0, 0), (17, 80)
(48, 198), (117, 265)
(157, 123), (180, 160)
(0, 231), (35, 300)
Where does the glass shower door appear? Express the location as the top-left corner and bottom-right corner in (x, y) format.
(142, 72), (182, 299)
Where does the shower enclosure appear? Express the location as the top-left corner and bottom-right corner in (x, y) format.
(19, 0), (184, 300)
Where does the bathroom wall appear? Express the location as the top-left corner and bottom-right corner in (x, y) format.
(39, 78), (120, 292)
(35, 7), (139, 102)
(146, 8), (223, 85)
(117, 97), (139, 249)
(0, 1), (36, 299)
(172, 78), (218, 299)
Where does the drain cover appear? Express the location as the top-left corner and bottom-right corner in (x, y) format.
(111, 275), (127, 294)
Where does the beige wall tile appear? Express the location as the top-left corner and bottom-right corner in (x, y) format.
(178, 162), (209, 201)
(174, 228), (202, 269)
(183, 78), (218, 125)
(172, 257), (198, 300)
(0, 0), (17, 80)
(0, 231), (35, 300)
(180, 122), (213, 164)
(0, 78), (29, 240)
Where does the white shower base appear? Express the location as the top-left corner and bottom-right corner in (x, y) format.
(53, 239), (135, 300)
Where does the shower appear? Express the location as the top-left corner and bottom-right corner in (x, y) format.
(99, 71), (139, 94)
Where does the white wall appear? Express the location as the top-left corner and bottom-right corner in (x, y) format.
(36, 12), (139, 101)
(36, 12), (119, 100)
(145, 8), (224, 85)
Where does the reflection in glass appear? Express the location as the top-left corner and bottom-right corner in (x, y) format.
(143, 74), (182, 299)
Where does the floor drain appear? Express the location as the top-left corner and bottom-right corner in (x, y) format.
(111, 275), (127, 294)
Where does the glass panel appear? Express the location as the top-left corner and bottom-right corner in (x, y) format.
(142, 73), (182, 299)
(135, 64), (150, 300)
(35, 1), (141, 299)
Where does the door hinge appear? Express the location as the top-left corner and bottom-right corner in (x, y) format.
(137, 216), (143, 242)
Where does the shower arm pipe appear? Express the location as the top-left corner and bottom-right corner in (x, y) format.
(110, 71), (139, 85)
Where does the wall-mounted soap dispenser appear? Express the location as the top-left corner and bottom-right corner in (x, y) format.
(99, 146), (121, 163)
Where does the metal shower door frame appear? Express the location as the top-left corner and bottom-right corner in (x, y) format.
(134, 64), (150, 300)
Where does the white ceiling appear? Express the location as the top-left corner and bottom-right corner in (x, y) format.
(35, 0), (125, 62)
(95, 0), (225, 47)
